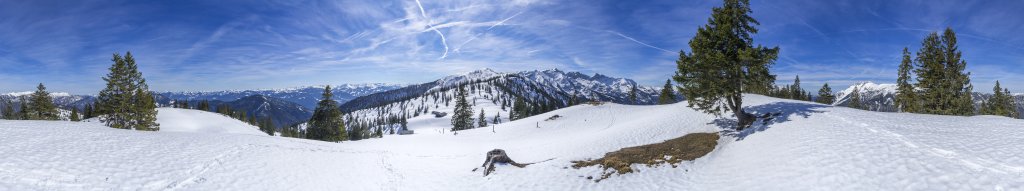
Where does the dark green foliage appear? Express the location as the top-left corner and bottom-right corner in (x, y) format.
(895, 47), (919, 113)
(912, 28), (974, 116)
(306, 85), (347, 142)
(816, 83), (835, 104)
(18, 97), (29, 120)
(848, 87), (863, 110)
(259, 117), (275, 136)
(70, 107), (80, 121)
(96, 52), (160, 130)
(478, 109), (487, 128)
(197, 100), (211, 111)
(27, 83), (59, 120)
(658, 79), (677, 104)
(980, 81), (1018, 118)
(763, 76), (811, 101)
(83, 103), (94, 119)
(2, 99), (15, 120)
(628, 85), (638, 104)
(510, 96), (527, 120)
(451, 85), (474, 131)
(673, 0), (779, 129)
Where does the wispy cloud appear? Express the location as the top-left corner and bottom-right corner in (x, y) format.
(1, 0), (1022, 94)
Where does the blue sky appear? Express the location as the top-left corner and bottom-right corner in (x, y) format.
(1, 0), (1022, 94)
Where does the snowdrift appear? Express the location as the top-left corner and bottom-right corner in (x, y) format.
(156, 108), (266, 135)
(1, 95), (1022, 190)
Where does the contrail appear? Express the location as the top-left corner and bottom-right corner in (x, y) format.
(414, 0), (449, 59)
(607, 31), (675, 54)
(454, 11), (524, 53)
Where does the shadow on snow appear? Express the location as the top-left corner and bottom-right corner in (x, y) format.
(713, 101), (829, 141)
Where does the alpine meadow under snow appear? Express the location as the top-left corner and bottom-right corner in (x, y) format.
(3, 0), (1024, 190)
(2, 95), (1023, 190)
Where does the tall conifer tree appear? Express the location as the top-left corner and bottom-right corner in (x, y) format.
(307, 85), (347, 142)
(28, 83), (59, 120)
(451, 85), (474, 131)
(658, 79), (677, 104)
(96, 52), (159, 130)
(848, 87), (863, 110)
(673, 0), (779, 129)
(816, 83), (835, 104)
(895, 47), (918, 113)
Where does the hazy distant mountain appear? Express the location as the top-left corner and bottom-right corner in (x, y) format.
(220, 95), (312, 127)
(156, 83), (404, 110)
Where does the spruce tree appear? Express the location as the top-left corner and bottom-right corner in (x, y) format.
(28, 83), (59, 120)
(673, 0), (779, 129)
(96, 52), (159, 130)
(307, 85), (347, 142)
(478, 109), (487, 128)
(260, 117), (275, 136)
(628, 85), (638, 104)
(18, 96), (29, 120)
(913, 28), (973, 116)
(848, 87), (862, 110)
(1, 99), (14, 120)
(451, 85), (474, 131)
(941, 28), (974, 116)
(70, 107), (81, 121)
(658, 79), (677, 104)
(981, 81), (1017, 118)
(816, 83), (835, 104)
(83, 103), (94, 119)
(895, 47), (918, 113)
(791, 76), (802, 100)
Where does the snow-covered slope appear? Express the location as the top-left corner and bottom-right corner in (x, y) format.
(155, 108), (266, 135)
(2, 95), (1023, 190)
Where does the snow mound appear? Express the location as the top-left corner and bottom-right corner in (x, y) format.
(1, 95), (1023, 190)
(156, 108), (266, 135)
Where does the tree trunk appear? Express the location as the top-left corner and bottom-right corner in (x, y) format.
(735, 109), (755, 130)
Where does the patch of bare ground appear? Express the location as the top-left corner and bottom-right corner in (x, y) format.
(571, 132), (719, 182)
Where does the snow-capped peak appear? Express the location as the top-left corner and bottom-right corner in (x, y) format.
(4, 91), (72, 97)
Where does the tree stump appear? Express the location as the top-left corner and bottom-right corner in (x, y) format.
(476, 149), (528, 176)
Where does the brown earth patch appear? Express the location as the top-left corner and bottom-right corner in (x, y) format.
(571, 132), (719, 182)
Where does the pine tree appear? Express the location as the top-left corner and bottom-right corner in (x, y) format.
(913, 28), (973, 116)
(70, 107), (81, 121)
(307, 85), (347, 142)
(83, 103), (94, 119)
(28, 83), (59, 120)
(895, 47), (918, 113)
(848, 87), (862, 109)
(981, 81), (1017, 118)
(1, 99), (15, 120)
(569, 91), (579, 106)
(628, 85), (638, 104)
(96, 52), (159, 130)
(673, 0), (779, 129)
(941, 28), (974, 116)
(791, 76), (802, 100)
(492, 112), (501, 124)
(197, 100), (210, 111)
(260, 117), (275, 136)
(658, 79), (677, 104)
(816, 83), (835, 104)
(478, 109), (487, 128)
(18, 96), (29, 120)
(451, 85), (474, 131)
